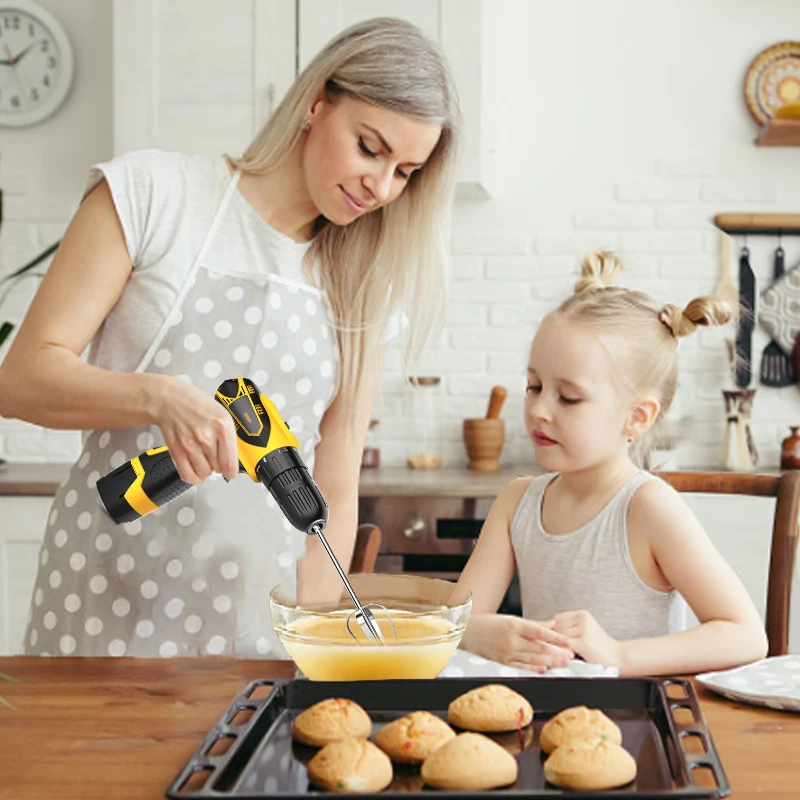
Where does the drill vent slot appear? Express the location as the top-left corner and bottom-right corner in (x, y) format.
(273, 467), (304, 490)
(273, 468), (317, 514)
(288, 486), (316, 514)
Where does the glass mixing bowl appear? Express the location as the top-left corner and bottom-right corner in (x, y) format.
(270, 573), (471, 681)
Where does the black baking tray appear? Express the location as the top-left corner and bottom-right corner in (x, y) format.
(166, 677), (730, 799)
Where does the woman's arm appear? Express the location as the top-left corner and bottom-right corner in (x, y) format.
(0, 181), (163, 427)
(0, 181), (239, 482)
(619, 479), (768, 675)
(297, 368), (380, 606)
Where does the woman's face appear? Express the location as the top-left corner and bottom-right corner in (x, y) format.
(302, 93), (443, 224)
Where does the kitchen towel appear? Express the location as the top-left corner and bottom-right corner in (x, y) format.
(439, 648), (619, 678)
(758, 262), (800, 357)
(696, 655), (800, 712)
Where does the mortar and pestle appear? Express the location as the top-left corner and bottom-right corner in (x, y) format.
(463, 386), (507, 471)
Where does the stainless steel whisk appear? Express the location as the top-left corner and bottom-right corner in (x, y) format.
(311, 524), (397, 644)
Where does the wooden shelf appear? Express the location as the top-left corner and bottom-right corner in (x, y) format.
(714, 212), (800, 235)
(757, 118), (800, 146)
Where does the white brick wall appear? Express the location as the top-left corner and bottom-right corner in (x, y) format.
(374, 0), (800, 471)
(2, 0), (800, 478)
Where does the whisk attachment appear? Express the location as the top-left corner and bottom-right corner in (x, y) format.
(346, 602), (397, 644)
(309, 524), (397, 644)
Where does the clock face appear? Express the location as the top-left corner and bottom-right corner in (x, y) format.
(0, 1), (74, 126)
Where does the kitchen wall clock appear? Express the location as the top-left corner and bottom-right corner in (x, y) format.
(0, 0), (74, 127)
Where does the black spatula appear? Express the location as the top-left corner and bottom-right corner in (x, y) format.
(760, 244), (795, 387)
(735, 245), (755, 388)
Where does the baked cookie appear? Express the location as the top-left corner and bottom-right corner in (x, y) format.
(374, 711), (456, 764)
(307, 738), (393, 793)
(447, 684), (534, 732)
(543, 739), (637, 791)
(421, 732), (518, 791)
(539, 705), (622, 754)
(291, 698), (372, 748)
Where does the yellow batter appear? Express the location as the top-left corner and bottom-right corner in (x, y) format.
(280, 613), (462, 681)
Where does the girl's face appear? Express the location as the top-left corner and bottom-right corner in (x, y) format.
(302, 93), (443, 225)
(524, 315), (635, 473)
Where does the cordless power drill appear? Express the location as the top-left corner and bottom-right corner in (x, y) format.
(96, 377), (386, 642)
(96, 377), (327, 534)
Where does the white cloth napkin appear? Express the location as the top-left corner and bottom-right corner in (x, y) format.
(440, 648), (619, 678)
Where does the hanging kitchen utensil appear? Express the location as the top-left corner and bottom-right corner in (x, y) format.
(722, 389), (759, 470)
(734, 243), (756, 388)
(760, 242), (796, 387)
(711, 230), (739, 310)
(758, 262), (800, 357)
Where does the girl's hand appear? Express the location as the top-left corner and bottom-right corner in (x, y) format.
(462, 614), (574, 673)
(552, 610), (622, 669)
(152, 377), (240, 484)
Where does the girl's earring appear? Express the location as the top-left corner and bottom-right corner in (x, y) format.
(301, 120), (310, 132)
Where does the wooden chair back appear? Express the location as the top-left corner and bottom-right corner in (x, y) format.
(657, 470), (800, 656)
(349, 523), (382, 574)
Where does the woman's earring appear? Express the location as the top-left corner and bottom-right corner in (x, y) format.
(301, 120), (310, 132)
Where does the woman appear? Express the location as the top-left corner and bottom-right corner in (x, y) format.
(0, 18), (461, 658)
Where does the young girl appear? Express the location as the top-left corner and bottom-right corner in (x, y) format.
(456, 251), (768, 676)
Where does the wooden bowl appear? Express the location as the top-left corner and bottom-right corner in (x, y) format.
(463, 419), (505, 471)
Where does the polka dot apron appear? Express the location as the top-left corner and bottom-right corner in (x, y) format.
(23, 172), (339, 658)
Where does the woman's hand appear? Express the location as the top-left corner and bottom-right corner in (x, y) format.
(152, 377), (240, 484)
(552, 610), (621, 669)
(461, 614), (574, 673)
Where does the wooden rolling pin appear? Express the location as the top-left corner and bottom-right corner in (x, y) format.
(485, 386), (507, 419)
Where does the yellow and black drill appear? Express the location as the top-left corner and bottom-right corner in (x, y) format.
(97, 377), (327, 532)
(96, 377), (385, 642)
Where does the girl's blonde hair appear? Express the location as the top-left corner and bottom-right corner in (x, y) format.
(228, 18), (461, 422)
(554, 250), (732, 460)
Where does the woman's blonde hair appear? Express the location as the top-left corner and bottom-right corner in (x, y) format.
(554, 250), (732, 460)
(228, 18), (461, 422)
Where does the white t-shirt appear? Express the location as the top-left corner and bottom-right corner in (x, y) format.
(84, 149), (316, 375)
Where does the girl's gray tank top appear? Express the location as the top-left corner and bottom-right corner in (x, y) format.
(510, 472), (686, 640)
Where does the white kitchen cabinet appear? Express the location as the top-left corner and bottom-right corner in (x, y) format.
(0, 497), (50, 655)
(111, 0), (492, 197)
(298, 0), (493, 198)
(112, 0), (296, 156)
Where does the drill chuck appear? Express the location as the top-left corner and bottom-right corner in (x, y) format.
(256, 446), (328, 534)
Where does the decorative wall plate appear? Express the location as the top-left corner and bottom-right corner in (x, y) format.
(744, 41), (800, 125)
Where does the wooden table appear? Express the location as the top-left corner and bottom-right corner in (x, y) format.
(0, 657), (798, 799)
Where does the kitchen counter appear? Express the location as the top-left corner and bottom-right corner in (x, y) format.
(359, 465), (543, 497)
(0, 656), (797, 799)
(0, 462), (70, 495)
(0, 462), (542, 498)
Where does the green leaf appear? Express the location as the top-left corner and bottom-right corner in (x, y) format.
(0, 695), (15, 710)
(0, 672), (19, 683)
(0, 321), (14, 349)
(0, 241), (60, 286)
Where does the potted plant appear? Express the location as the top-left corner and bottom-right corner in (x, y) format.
(0, 241), (60, 351)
